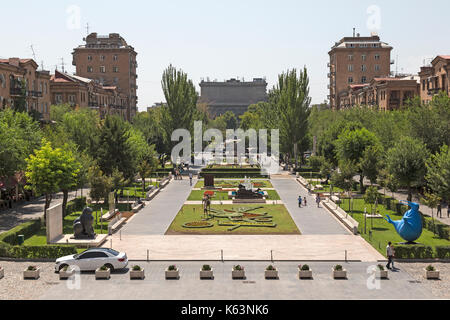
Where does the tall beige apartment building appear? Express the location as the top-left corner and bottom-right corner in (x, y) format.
(328, 33), (393, 109)
(72, 33), (138, 120)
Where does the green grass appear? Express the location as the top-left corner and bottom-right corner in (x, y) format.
(339, 197), (450, 257)
(187, 190), (280, 201)
(194, 179), (273, 189)
(23, 203), (130, 247)
(166, 204), (300, 235)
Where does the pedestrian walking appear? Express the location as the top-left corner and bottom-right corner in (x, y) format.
(386, 242), (395, 270)
(303, 197), (307, 207)
(437, 202), (442, 218)
(298, 195), (302, 208)
(447, 203), (450, 218)
(316, 194), (321, 208)
(189, 172), (193, 186)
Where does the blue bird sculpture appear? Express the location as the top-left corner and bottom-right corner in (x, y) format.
(385, 200), (423, 243)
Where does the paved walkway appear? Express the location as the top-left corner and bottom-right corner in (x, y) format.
(271, 178), (349, 235)
(121, 178), (196, 235)
(38, 261), (437, 300)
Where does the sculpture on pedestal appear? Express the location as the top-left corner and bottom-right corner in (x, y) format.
(73, 207), (96, 239)
(385, 200), (423, 244)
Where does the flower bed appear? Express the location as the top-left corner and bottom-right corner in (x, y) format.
(182, 221), (214, 229)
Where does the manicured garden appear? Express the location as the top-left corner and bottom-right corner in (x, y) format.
(187, 189), (281, 201)
(338, 196), (450, 258)
(166, 204), (300, 235)
(194, 179), (273, 189)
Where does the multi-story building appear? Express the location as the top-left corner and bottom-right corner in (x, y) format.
(339, 76), (419, 111)
(328, 33), (393, 109)
(199, 78), (268, 117)
(0, 58), (51, 121)
(419, 55), (450, 104)
(72, 32), (138, 121)
(50, 70), (129, 119)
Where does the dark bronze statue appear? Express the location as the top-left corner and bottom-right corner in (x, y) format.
(235, 184), (264, 200)
(73, 207), (96, 239)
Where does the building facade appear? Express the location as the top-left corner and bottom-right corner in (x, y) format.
(72, 33), (138, 120)
(199, 78), (267, 117)
(0, 58), (51, 121)
(419, 55), (450, 104)
(339, 76), (419, 111)
(328, 33), (393, 110)
(50, 70), (128, 119)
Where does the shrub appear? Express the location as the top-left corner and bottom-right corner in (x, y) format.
(132, 265), (141, 271)
(168, 265), (177, 271)
(62, 265), (69, 272)
(435, 246), (450, 259)
(7, 245), (77, 259)
(299, 264), (310, 271)
(99, 265), (108, 271)
(202, 265), (212, 271)
(0, 220), (41, 245)
(394, 245), (434, 259)
(377, 264), (385, 271)
(266, 265), (276, 271)
(334, 265), (343, 271)
(426, 265), (435, 271)
(234, 265), (244, 271)
(27, 266), (37, 271)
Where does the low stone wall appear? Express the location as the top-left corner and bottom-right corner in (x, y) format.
(322, 199), (359, 235)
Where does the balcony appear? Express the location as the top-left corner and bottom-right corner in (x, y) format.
(10, 88), (23, 96)
(30, 91), (43, 98)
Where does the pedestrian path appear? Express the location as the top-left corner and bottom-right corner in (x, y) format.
(271, 178), (349, 235)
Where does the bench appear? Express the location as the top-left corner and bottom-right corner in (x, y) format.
(331, 195), (341, 204)
(132, 203), (144, 213)
(146, 188), (160, 201)
(102, 209), (119, 221)
(108, 214), (126, 235)
(323, 199), (359, 235)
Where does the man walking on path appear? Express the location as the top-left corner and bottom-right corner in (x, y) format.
(437, 202), (442, 218)
(298, 195), (302, 208)
(386, 242), (395, 270)
(316, 194), (321, 208)
(189, 172), (193, 186)
(303, 196), (307, 207)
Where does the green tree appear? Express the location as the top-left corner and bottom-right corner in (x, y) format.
(25, 141), (80, 219)
(137, 145), (158, 191)
(360, 144), (383, 185)
(425, 145), (450, 203)
(320, 160), (334, 184)
(88, 164), (113, 204)
(308, 156), (324, 172)
(335, 127), (380, 193)
(269, 68), (311, 167)
(364, 186), (379, 214)
(161, 65), (198, 153)
(58, 145), (82, 217)
(386, 137), (428, 202)
(331, 160), (357, 208)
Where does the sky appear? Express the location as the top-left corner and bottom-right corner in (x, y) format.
(1, 0), (449, 112)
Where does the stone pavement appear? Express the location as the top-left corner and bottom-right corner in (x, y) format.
(36, 261), (438, 300)
(271, 178), (349, 235)
(103, 234), (385, 262)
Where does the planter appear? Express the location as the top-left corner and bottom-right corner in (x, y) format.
(378, 270), (389, 279)
(265, 269), (278, 279)
(95, 268), (111, 280)
(425, 269), (440, 280)
(332, 269), (347, 279)
(59, 268), (76, 280)
(165, 269), (180, 279)
(0, 267), (4, 280)
(130, 269), (145, 280)
(232, 269), (246, 279)
(200, 269), (214, 279)
(23, 267), (40, 280)
(298, 269), (313, 279)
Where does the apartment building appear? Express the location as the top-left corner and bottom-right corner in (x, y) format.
(339, 76), (419, 111)
(0, 58), (51, 121)
(419, 55), (450, 104)
(328, 32), (393, 109)
(72, 33), (138, 121)
(50, 70), (129, 119)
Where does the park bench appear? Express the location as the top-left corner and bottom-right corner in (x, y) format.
(102, 209), (119, 221)
(108, 213), (126, 235)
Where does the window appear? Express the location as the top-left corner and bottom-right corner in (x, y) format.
(422, 80), (426, 91)
(44, 83), (48, 94)
(348, 55), (354, 61)
(113, 55), (118, 61)
(375, 54), (380, 60)
(55, 94), (62, 103)
(348, 65), (353, 72)
(361, 76), (367, 83)
(348, 77), (353, 84)
(113, 67), (119, 73)
(362, 54), (366, 61)
(87, 66), (93, 73)
(100, 55), (105, 61)
(88, 55), (92, 61)
(375, 65), (381, 72)
(100, 66), (106, 73)
(361, 65), (367, 72)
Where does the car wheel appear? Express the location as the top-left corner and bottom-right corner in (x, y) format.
(105, 264), (114, 273)
(58, 264), (68, 272)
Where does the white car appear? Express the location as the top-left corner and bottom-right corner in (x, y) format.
(55, 248), (128, 272)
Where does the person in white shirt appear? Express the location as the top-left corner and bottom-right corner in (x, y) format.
(386, 242), (395, 270)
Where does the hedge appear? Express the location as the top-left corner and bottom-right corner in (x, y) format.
(435, 246), (450, 259)
(394, 244), (434, 259)
(0, 219), (41, 245)
(421, 215), (450, 240)
(199, 172), (268, 178)
(0, 242), (77, 259)
(202, 168), (261, 172)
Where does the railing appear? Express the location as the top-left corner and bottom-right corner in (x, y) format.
(10, 88), (23, 95)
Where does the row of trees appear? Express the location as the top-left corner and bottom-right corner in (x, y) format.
(307, 93), (450, 205)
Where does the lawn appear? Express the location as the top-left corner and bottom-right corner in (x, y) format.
(166, 204), (300, 235)
(194, 179), (273, 189)
(338, 197), (450, 257)
(24, 203), (131, 247)
(187, 190), (281, 201)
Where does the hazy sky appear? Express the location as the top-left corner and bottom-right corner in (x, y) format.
(1, 0), (449, 111)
